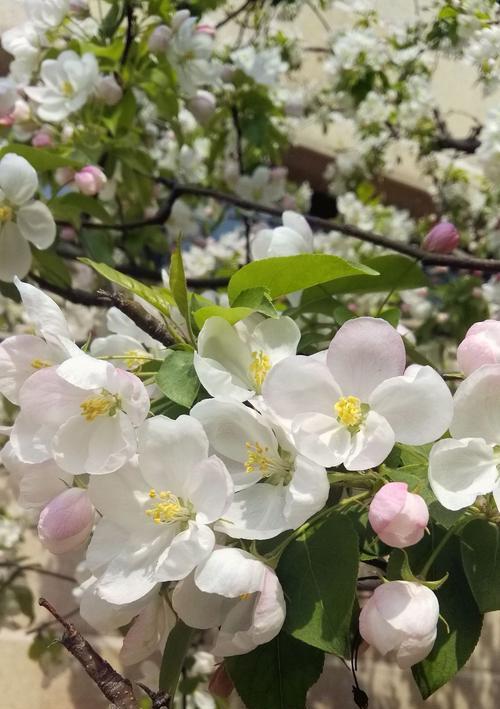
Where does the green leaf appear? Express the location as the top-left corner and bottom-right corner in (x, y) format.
(0, 144), (82, 171)
(228, 254), (377, 303)
(32, 248), (71, 288)
(226, 632), (324, 709)
(80, 229), (114, 264)
(170, 247), (193, 341)
(388, 528), (482, 699)
(12, 585), (35, 622)
(278, 512), (358, 657)
(156, 351), (200, 408)
(231, 287), (278, 317)
(461, 519), (500, 612)
(49, 193), (112, 226)
(80, 258), (173, 317)
(193, 305), (254, 329)
(159, 620), (195, 696)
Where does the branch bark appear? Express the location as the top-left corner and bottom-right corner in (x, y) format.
(95, 290), (175, 347)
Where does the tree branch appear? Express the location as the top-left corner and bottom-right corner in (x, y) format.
(120, 0), (135, 67)
(215, 0), (255, 29)
(95, 290), (175, 347)
(39, 597), (140, 709)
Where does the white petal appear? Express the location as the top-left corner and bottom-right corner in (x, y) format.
(155, 521), (215, 582)
(86, 519), (129, 574)
(195, 317), (252, 398)
(217, 484), (288, 539)
(263, 356), (342, 420)
(327, 317), (406, 400)
(194, 547), (266, 597)
(120, 595), (176, 666)
(282, 211), (313, 245)
(9, 412), (56, 464)
(292, 412), (351, 467)
(284, 455), (329, 529)
(0, 153), (38, 205)
(428, 437), (498, 510)
(370, 365), (453, 445)
(251, 228), (273, 260)
(250, 316), (301, 366)
(0, 335), (57, 404)
(0, 223), (31, 281)
(262, 226), (310, 257)
(172, 572), (227, 629)
(193, 352), (253, 402)
(14, 278), (73, 342)
(79, 577), (158, 633)
(451, 364), (500, 444)
(344, 411), (396, 471)
(190, 455), (233, 524)
(16, 201), (56, 249)
(88, 460), (150, 530)
(19, 366), (82, 426)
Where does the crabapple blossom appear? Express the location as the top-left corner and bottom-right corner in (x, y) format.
(74, 165), (107, 196)
(191, 399), (329, 539)
(165, 11), (217, 97)
(1, 22), (43, 84)
(0, 78), (16, 118)
(231, 46), (287, 87)
(172, 547), (286, 656)
(187, 90), (216, 125)
(368, 482), (428, 548)
(422, 222), (460, 253)
(87, 416), (233, 604)
(429, 364), (500, 510)
(359, 581), (439, 669)
(263, 317), (453, 470)
(148, 25), (172, 53)
(456, 320), (500, 376)
(194, 314), (301, 402)
(10, 353), (150, 475)
(251, 211), (314, 260)
(0, 154), (56, 282)
(234, 166), (287, 206)
(26, 0), (69, 30)
(95, 75), (123, 106)
(25, 51), (99, 122)
(0, 278), (79, 404)
(38, 488), (94, 554)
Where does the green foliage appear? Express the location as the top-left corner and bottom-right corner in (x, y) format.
(0, 144), (82, 170)
(461, 519), (500, 613)
(388, 528), (483, 699)
(32, 248), (72, 289)
(159, 620), (195, 696)
(49, 193), (112, 226)
(228, 254), (377, 303)
(226, 632), (324, 709)
(156, 351), (200, 408)
(170, 246), (194, 341)
(278, 512), (359, 657)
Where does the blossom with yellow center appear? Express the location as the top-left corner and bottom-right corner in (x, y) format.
(80, 391), (120, 422)
(249, 350), (271, 392)
(123, 349), (152, 370)
(61, 80), (74, 97)
(146, 489), (193, 525)
(244, 441), (292, 484)
(31, 358), (52, 370)
(335, 395), (363, 428)
(0, 205), (13, 223)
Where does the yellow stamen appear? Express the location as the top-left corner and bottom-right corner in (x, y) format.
(335, 395), (363, 428)
(249, 350), (271, 392)
(61, 80), (74, 97)
(244, 441), (292, 484)
(245, 441), (271, 474)
(31, 358), (52, 370)
(239, 593), (251, 600)
(123, 349), (152, 370)
(0, 205), (13, 223)
(80, 391), (120, 422)
(145, 489), (193, 525)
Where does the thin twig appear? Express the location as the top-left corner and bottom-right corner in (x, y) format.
(96, 290), (175, 347)
(216, 0), (255, 29)
(0, 561), (75, 583)
(120, 0), (135, 66)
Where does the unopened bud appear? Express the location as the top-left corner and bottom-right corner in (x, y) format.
(148, 24), (172, 53)
(422, 222), (459, 254)
(368, 482), (428, 548)
(187, 90), (216, 125)
(95, 75), (123, 106)
(74, 165), (107, 196)
(32, 128), (53, 148)
(38, 488), (94, 554)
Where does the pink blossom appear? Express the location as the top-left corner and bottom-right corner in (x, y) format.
(32, 130), (53, 148)
(74, 165), (107, 196)
(368, 482), (428, 548)
(422, 222), (459, 253)
(457, 320), (500, 376)
(38, 488), (94, 554)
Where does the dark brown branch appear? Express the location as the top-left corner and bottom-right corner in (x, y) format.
(431, 108), (482, 154)
(95, 290), (175, 347)
(39, 597), (139, 709)
(215, 0), (255, 29)
(120, 1), (135, 67)
(0, 561), (75, 583)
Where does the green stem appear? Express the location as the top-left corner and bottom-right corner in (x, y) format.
(420, 518), (469, 579)
(159, 620), (195, 698)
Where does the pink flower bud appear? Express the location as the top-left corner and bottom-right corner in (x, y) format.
(368, 482), (428, 548)
(196, 23), (216, 36)
(38, 488), (94, 554)
(148, 24), (172, 53)
(74, 165), (107, 196)
(187, 90), (216, 125)
(95, 75), (123, 106)
(422, 221), (459, 254)
(60, 225), (77, 241)
(359, 581), (439, 668)
(32, 129), (53, 148)
(457, 319), (500, 376)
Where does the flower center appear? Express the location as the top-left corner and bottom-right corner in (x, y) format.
(31, 358), (52, 369)
(335, 395), (363, 427)
(61, 80), (74, 97)
(244, 441), (292, 484)
(80, 391), (121, 422)
(123, 349), (152, 370)
(249, 350), (271, 392)
(146, 489), (194, 525)
(0, 205), (13, 223)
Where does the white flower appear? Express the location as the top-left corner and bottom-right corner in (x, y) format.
(235, 166), (287, 207)
(0, 279), (79, 404)
(194, 315), (301, 402)
(0, 78), (17, 119)
(231, 46), (287, 86)
(172, 547), (285, 656)
(191, 400), (329, 539)
(166, 13), (216, 97)
(25, 0), (69, 30)
(359, 581), (439, 669)
(10, 353), (149, 475)
(251, 211), (313, 260)
(25, 50), (99, 122)
(87, 416), (233, 604)
(428, 364), (500, 510)
(0, 155), (56, 282)
(1, 23), (43, 84)
(263, 317), (453, 470)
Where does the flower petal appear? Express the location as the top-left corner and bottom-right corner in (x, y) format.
(217, 484), (288, 540)
(0, 153), (38, 204)
(292, 412), (351, 467)
(451, 364), (500, 444)
(284, 455), (330, 529)
(16, 201), (56, 249)
(344, 410), (395, 471)
(0, 223), (31, 281)
(155, 521), (215, 582)
(250, 316), (301, 366)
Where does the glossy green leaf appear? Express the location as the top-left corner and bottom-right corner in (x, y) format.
(226, 632), (324, 709)
(156, 351), (200, 408)
(159, 620), (195, 696)
(32, 248), (71, 289)
(278, 512), (358, 657)
(0, 143), (82, 170)
(49, 193), (112, 226)
(193, 305), (254, 329)
(227, 254), (377, 303)
(461, 519), (500, 612)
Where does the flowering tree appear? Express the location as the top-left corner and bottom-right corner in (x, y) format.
(2, 1), (500, 708)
